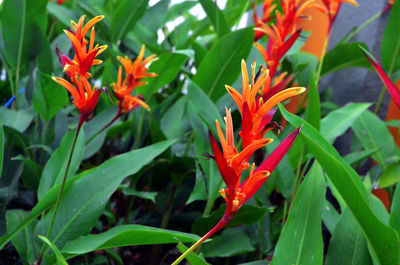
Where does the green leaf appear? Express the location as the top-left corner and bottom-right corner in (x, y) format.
(187, 80), (224, 129)
(0, 123), (3, 179)
(0, 140), (174, 250)
(38, 235), (68, 265)
(6, 210), (37, 264)
(33, 71), (68, 122)
(192, 205), (268, 235)
(390, 181), (400, 236)
(177, 241), (209, 265)
(272, 163), (325, 265)
(164, 1), (197, 23)
(2, 0), (47, 67)
(321, 43), (371, 76)
(111, 0), (149, 42)
(325, 208), (373, 265)
(0, 107), (34, 133)
(160, 97), (187, 139)
(46, 1), (78, 26)
(352, 110), (400, 168)
(193, 28), (253, 100)
(305, 73), (320, 130)
(322, 200), (340, 233)
(381, 0), (400, 73)
(34, 140), (175, 249)
(202, 227), (255, 257)
(186, 164), (208, 205)
(121, 186), (157, 203)
(199, 0), (230, 37)
(379, 163), (400, 188)
(37, 129), (85, 200)
(344, 149), (379, 166)
(320, 103), (370, 143)
(61, 225), (200, 256)
(279, 104), (400, 265)
(137, 52), (188, 97)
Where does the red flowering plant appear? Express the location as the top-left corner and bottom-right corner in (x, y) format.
(172, 60), (305, 264)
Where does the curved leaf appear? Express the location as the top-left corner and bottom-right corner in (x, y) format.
(381, 0), (400, 73)
(279, 104), (400, 265)
(193, 28), (253, 100)
(38, 235), (68, 265)
(272, 163), (325, 265)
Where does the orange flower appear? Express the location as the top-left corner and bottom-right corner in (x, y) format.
(56, 15), (107, 80)
(253, 0), (314, 99)
(112, 45), (157, 113)
(212, 60), (304, 227)
(52, 74), (102, 119)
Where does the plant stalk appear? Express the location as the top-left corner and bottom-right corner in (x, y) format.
(35, 116), (85, 265)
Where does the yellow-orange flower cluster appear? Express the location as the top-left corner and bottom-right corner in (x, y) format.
(112, 45), (157, 114)
(53, 15), (107, 121)
(254, 0), (314, 100)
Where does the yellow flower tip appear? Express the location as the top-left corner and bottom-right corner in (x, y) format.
(294, 86), (306, 94)
(232, 200), (239, 207)
(344, 0), (359, 7)
(94, 15), (105, 21)
(51, 76), (60, 82)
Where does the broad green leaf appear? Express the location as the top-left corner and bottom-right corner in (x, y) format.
(379, 163), (400, 188)
(322, 200), (340, 233)
(381, 0), (400, 73)
(2, 0), (47, 67)
(390, 181), (400, 236)
(0, 140), (174, 250)
(33, 71), (68, 122)
(325, 208), (373, 265)
(138, 52), (188, 97)
(38, 235), (68, 265)
(46, 2), (78, 27)
(279, 104), (400, 265)
(199, 0), (230, 37)
(0, 107), (34, 133)
(34, 140), (175, 249)
(160, 97), (187, 139)
(193, 28), (253, 100)
(305, 73), (320, 130)
(187, 103), (222, 211)
(321, 103), (370, 143)
(164, 1), (197, 23)
(187, 80), (224, 130)
(6, 210), (37, 264)
(344, 149), (379, 166)
(186, 164), (208, 205)
(321, 43), (371, 76)
(111, 0), (148, 42)
(177, 241), (209, 265)
(272, 163), (325, 265)
(37, 129), (85, 200)
(61, 225), (200, 256)
(352, 110), (400, 168)
(202, 227), (255, 257)
(239, 262), (269, 265)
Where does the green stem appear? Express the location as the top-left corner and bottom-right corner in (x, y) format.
(135, 109), (145, 149)
(86, 111), (121, 145)
(183, 132), (194, 156)
(342, 12), (381, 44)
(36, 116), (84, 265)
(290, 147), (305, 205)
(315, 36), (329, 85)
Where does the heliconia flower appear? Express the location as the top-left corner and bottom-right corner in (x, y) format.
(253, 0), (313, 99)
(315, 0), (359, 33)
(382, 0), (395, 14)
(52, 74), (102, 120)
(112, 45), (157, 114)
(171, 60), (304, 265)
(360, 45), (400, 109)
(225, 60), (305, 147)
(57, 15), (107, 80)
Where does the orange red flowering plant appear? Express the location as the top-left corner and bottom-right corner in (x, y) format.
(172, 60), (305, 265)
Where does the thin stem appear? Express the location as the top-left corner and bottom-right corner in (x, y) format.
(135, 109), (145, 149)
(342, 12), (381, 44)
(290, 147), (305, 205)
(315, 36), (329, 85)
(183, 132), (194, 156)
(171, 218), (228, 265)
(86, 111), (121, 145)
(36, 116), (85, 265)
(47, 18), (57, 39)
